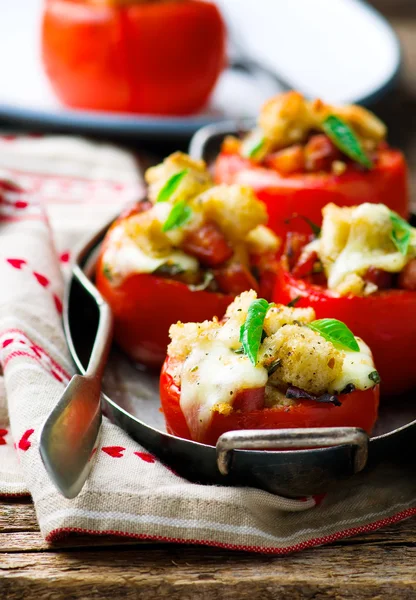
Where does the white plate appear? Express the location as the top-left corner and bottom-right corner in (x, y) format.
(0, 0), (401, 139)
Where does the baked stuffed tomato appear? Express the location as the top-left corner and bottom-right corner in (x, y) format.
(160, 290), (380, 445)
(215, 91), (409, 238)
(96, 153), (280, 367)
(42, 0), (225, 115)
(273, 202), (416, 395)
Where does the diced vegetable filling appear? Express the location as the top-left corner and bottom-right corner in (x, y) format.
(101, 153), (279, 295)
(286, 203), (416, 296)
(167, 290), (378, 440)
(223, 91), (387, 175)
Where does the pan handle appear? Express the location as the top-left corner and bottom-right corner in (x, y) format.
(188, 119), (254, 162)
(216, 427), (369, 476)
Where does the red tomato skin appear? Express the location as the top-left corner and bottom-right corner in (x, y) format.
(212, 260), (259, 296)
(232, 387), (265, 412)
(215, 149), (409, 238)
(96, 256), (234, 368)
(273, 264), (416, 396)
(160, 358), (380, 445)
(96, 253), (277, 367)
(42, 0), (226, 115)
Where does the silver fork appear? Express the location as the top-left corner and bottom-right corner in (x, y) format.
(39, 264), (113, 499)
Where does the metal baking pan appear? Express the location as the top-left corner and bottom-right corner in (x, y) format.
(64, 216), (416, 498)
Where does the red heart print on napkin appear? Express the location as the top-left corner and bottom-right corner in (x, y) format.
(59, 251), (70, 263)
(5, 258), (63, 315)
(134, 452), (156, 464)
(18, 429), (34, 451)
(33, 272), (50, 288)
(7, 258), (27, 270)
(14, 200), (28, 209)
(102, 446), (126, 458)
(53, 295), (63, 314)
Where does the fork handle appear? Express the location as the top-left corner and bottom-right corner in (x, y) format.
(72, 264), (113, 380)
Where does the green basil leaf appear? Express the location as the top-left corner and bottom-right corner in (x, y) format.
(239, 298), (272, 365)
(242, 131), (265, 160)
(246, 138), (265, 159)
(284, 214), (321, 237)
(188, 271), (215, 292)
(389, 212), (412, 256)
(302, 216), (321, 237)
(102, 264), (113, 281)
(156, 169), (188, 203)
(162, 200), (192, 232)
(153, 263), (185, 276)
(322, 115), (373, 169)
(368, 370), (381, 384)
(307, 318), (360, 352)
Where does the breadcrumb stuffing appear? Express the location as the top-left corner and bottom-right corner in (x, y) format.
(331, 160), (347, 176)
(245, 225), (281, 255)
(336, 273), (366, 297)
(106, 152), (280, 278)
(168, 319), (220, 362)
(259, 91), (312, 149)
(255, 91), (386, 154)
(264, 385), (295, 408)
(212, 402), (234, 416)
(124, 209), (173, 258)
(309, 202), (416, 295)
(263, 305), (315, 336)
(168, 291), (377, 438)
(259, 325), (343, 396)
(192, 184), (268, 243)
(224, 289), (258, 322)
(169, 291), (342, 397)
(145, 152), (213, 204)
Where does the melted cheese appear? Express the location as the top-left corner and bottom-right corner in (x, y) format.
(103, 224), (198, 282)
(169, 292), (378, 442)
(311, 203), (416, 295)
(180, 343), (268, 442)
(179, 331), (376, 441)
(330, 339), (376, 393)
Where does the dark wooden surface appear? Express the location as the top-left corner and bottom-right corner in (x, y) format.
(1, 498), (416, 599)
(2, 6), (416, 600)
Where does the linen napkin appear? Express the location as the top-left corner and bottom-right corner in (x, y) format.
(0, 134), (415, 554)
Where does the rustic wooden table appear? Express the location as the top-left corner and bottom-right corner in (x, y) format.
(2, 5), (416, 599)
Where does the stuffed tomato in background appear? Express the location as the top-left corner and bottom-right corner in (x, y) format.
(215, 92), (409, 239)
(273, 202), (416, 396)
(42, 0), (226, 115)
(96, 153), (280, 367)
(160, 290), (380, 445)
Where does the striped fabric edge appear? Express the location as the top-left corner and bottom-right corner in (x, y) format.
(0, 474), (30, 497)
(0, 491), (30, 498)
(0, 479), (29, 497)
(45, 506), (416, 554)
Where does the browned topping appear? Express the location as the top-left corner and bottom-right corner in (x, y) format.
(304, 134), (341, 172)
(265, 145), (305, 175)
(331, 160), (347, 175)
